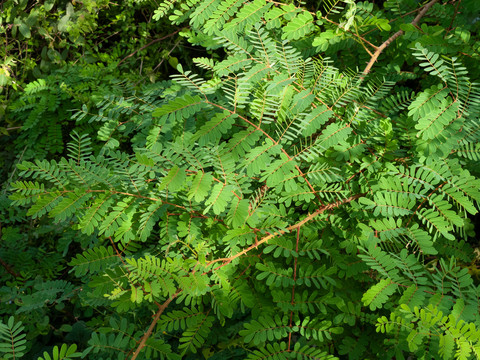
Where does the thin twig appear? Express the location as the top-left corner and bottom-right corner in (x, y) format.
(153, 38), (182, 72)
(109, 236), (128, 265)
(361, 0), (439, 78)
(118, 28), (183, 67)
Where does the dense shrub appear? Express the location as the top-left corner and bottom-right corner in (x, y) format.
(2, 0), (480, 359)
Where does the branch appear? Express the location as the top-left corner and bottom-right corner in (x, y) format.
(0, 257), (20, 278)
(118, 28), (183, 67)
(361, 0), (439, 78)
(207, 193), (365, 268)
(130, 289), (181, 360)
(360, 2), (435, 38)
(445, 0), (462, 36)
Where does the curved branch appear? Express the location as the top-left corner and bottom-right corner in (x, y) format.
(361, 0), (439, 78)
(207, 193), (365, 269)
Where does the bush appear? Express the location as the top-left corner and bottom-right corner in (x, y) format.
(3, 0), (480, 359)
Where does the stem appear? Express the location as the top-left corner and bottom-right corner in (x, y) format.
(130, 289), (181, 360)
(109, 236), (128, 265)
(361, 0), (439, 78)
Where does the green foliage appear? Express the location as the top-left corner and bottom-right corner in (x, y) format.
(0, 317), (26, 359)
(37, 344), (82, 360)
(377, 302), (480, 359)
(2, 0), (480, 359)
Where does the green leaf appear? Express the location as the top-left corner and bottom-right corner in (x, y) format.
(45, 0), (56, 11)
(282, 11), (314, 40)
(226, 197), (249, 228)
(152, 94), (206, 122)
(204, 183), (233, 215)
(224, 0), (272, 32)
(0, 317), (26, 359)
(18, 21), (31, 38)
(69, 246), (119, 276)
(194, 111), (237, 146)
(37, 344), (82, 360)
(159, 166), (186, 192)
(362, 278), (398, 310)
(188, 172), (214, 202)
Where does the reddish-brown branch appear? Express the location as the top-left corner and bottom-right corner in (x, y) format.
(207, 193), (365, 268)
(361, 0), (439, 78)
(109, 236), (128, 265)
(130, 289), (181, 360)
(0, 257), (20, 278)
(360, 2), (434, 38)
(445, 0), (461, 36)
